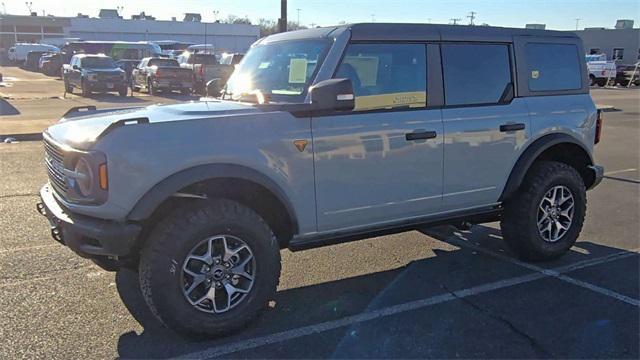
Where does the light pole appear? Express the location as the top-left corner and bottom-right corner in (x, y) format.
(116, 6), (124, 18)
(213, 10), (219, 22)
(25, 1), (32, 14)
(371, 14), (375, 22)
(467, 11), (476, 26)
(574, 18), (581, 30)
(296, 8), (301, 26)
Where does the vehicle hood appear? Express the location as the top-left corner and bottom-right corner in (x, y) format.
(45, 100), (260, 150)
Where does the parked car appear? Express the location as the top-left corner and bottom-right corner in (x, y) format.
(219, 52), (244, 66)
(177, 52), (232, 94)
(7, 43), (59, 64)
(132, 57), (193, 94)
(37, 24), (603, 338)
(62, 54), (128, 97)
(615, 62), (640, 87)
(114, 59), (142, 88)
(585, 54), (617, 87)
(23, 50), (48, 70)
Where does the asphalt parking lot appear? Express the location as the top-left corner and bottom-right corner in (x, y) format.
(1, 65), (639, 359)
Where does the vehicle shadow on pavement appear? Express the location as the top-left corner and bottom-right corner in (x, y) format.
(0, 98), (20, 116)
(114, 226), (639, 359)
(74, 93), (151, 103)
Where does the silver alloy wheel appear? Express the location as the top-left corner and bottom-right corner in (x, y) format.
(537, 185), (575, 242)
(181, 235), (255, 314)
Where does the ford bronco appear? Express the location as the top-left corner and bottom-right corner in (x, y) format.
(37, 24), (604, 337)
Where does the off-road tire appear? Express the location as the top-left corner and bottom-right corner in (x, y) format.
(139, 199), (281, 338)
(501, 161), (586, 261)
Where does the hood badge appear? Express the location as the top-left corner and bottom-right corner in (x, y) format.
(293, 140), (308, 152)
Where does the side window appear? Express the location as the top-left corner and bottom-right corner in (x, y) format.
(441, 43), (512, 106)
(335, 43), (426, 111)
(612, 48), (624, 61)
(525, 43), (581, 91)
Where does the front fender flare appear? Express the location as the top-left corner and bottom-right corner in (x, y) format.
(127, 164), (299, 234)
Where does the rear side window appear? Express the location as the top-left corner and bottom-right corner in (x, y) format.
(525, 43), (582, 91)
(335, 43), (426, 111)
(441, 43), (512, 106)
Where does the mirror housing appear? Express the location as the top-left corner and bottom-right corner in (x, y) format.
(310, 78), (355, 112)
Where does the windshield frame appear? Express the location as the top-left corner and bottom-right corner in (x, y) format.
(223, 38), (332, 104)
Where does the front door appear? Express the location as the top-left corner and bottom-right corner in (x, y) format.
(312, 43), (443, 232)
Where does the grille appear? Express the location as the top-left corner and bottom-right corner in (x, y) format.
(98, 73), (122, 82)
(43, 137), (69, 195)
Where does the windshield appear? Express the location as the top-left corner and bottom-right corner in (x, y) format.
(148, 58), (179, 67)
(224, 39), (329, 102)
(81, 57), (116, 69)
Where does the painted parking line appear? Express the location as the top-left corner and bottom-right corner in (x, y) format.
(604, 168), (637, 176)
(444, 234), (640, 307)
(175, 249), (633, 359)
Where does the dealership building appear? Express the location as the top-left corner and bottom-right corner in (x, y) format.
(0, 11), (260, 52)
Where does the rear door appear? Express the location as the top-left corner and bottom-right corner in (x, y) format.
(440, 42), (531, 210)
(312, 43), (444, 232)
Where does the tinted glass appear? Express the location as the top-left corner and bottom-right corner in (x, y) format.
(81, 57), (116, 69)
(193, 54), (218, 65)
(335, 43), (426, 111)
(148, 58), (179, 67)
(525, 43), (581, 91)
(442, 43), (511, 106)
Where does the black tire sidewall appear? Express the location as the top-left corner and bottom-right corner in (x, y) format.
(140, 201), (280, 336)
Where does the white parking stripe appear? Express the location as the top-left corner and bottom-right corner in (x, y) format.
(175, 251), (630, 359)
(604, 168), (637, 176)
(445, 234), (640, 307)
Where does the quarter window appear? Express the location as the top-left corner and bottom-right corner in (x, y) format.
(335, 43), (426, 111)
(525, 43), (582, 91)
(441, 43), (512, 106)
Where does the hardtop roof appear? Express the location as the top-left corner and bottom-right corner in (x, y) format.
(260, 23), (578, 44)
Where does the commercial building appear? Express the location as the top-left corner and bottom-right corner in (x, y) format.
(574, 20), (639, 64)
(0, 11), (260, 52)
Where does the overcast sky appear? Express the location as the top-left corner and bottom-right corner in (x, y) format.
(3, 0), (639, 30)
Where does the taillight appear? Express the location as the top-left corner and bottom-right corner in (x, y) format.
(595, 109), (603, 144)
(156, 69), (161, 78)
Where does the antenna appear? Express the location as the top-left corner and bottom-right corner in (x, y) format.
(467, 11), (476, 25)
(450, 18), (461, 25)
(574, 18), (581, 30)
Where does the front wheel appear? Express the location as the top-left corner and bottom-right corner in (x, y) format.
(139, 199), (281, 338)
(81, 79), (91, 97)
(501, 161), (586, 261)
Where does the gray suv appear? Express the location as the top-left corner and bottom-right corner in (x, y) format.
(37, 24), (604, 337)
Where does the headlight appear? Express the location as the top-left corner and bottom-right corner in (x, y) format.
(74, 157), (95, 196)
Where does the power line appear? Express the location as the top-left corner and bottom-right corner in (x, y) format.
(467, 11), (476, 26)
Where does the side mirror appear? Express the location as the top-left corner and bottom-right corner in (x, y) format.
(498, 82), (514, 104)
(309, 78), (355, 112)
(206, 78), (222, 97)
(72, 65), (79, 70)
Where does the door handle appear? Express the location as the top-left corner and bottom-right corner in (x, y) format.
(499, 123), (526, 132)
(406, 131), (437, 141)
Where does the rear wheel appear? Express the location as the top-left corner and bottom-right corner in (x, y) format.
(501, 161), (586, 261)
(148, 79), (157, 95)
(81, 79), (91, 97)
(139, 199), (281, 337)
(595, 78), (606, 87)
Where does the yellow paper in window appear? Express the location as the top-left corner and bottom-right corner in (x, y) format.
(288, 59), (308, 83)
(343, 56), (379, 87)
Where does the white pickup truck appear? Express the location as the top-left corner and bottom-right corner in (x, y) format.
(586, 54), (616, 87)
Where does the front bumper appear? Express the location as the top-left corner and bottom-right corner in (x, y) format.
(86, 80), (127, 92)
(588, 165), (604, 190)
(36, 183), (141, 258)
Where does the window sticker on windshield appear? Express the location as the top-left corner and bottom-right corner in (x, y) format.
(258, 62), (270, 69)
(531, 70), (540, 79)
(288, 58), (308, 83)
(343, 56), (379, 87)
